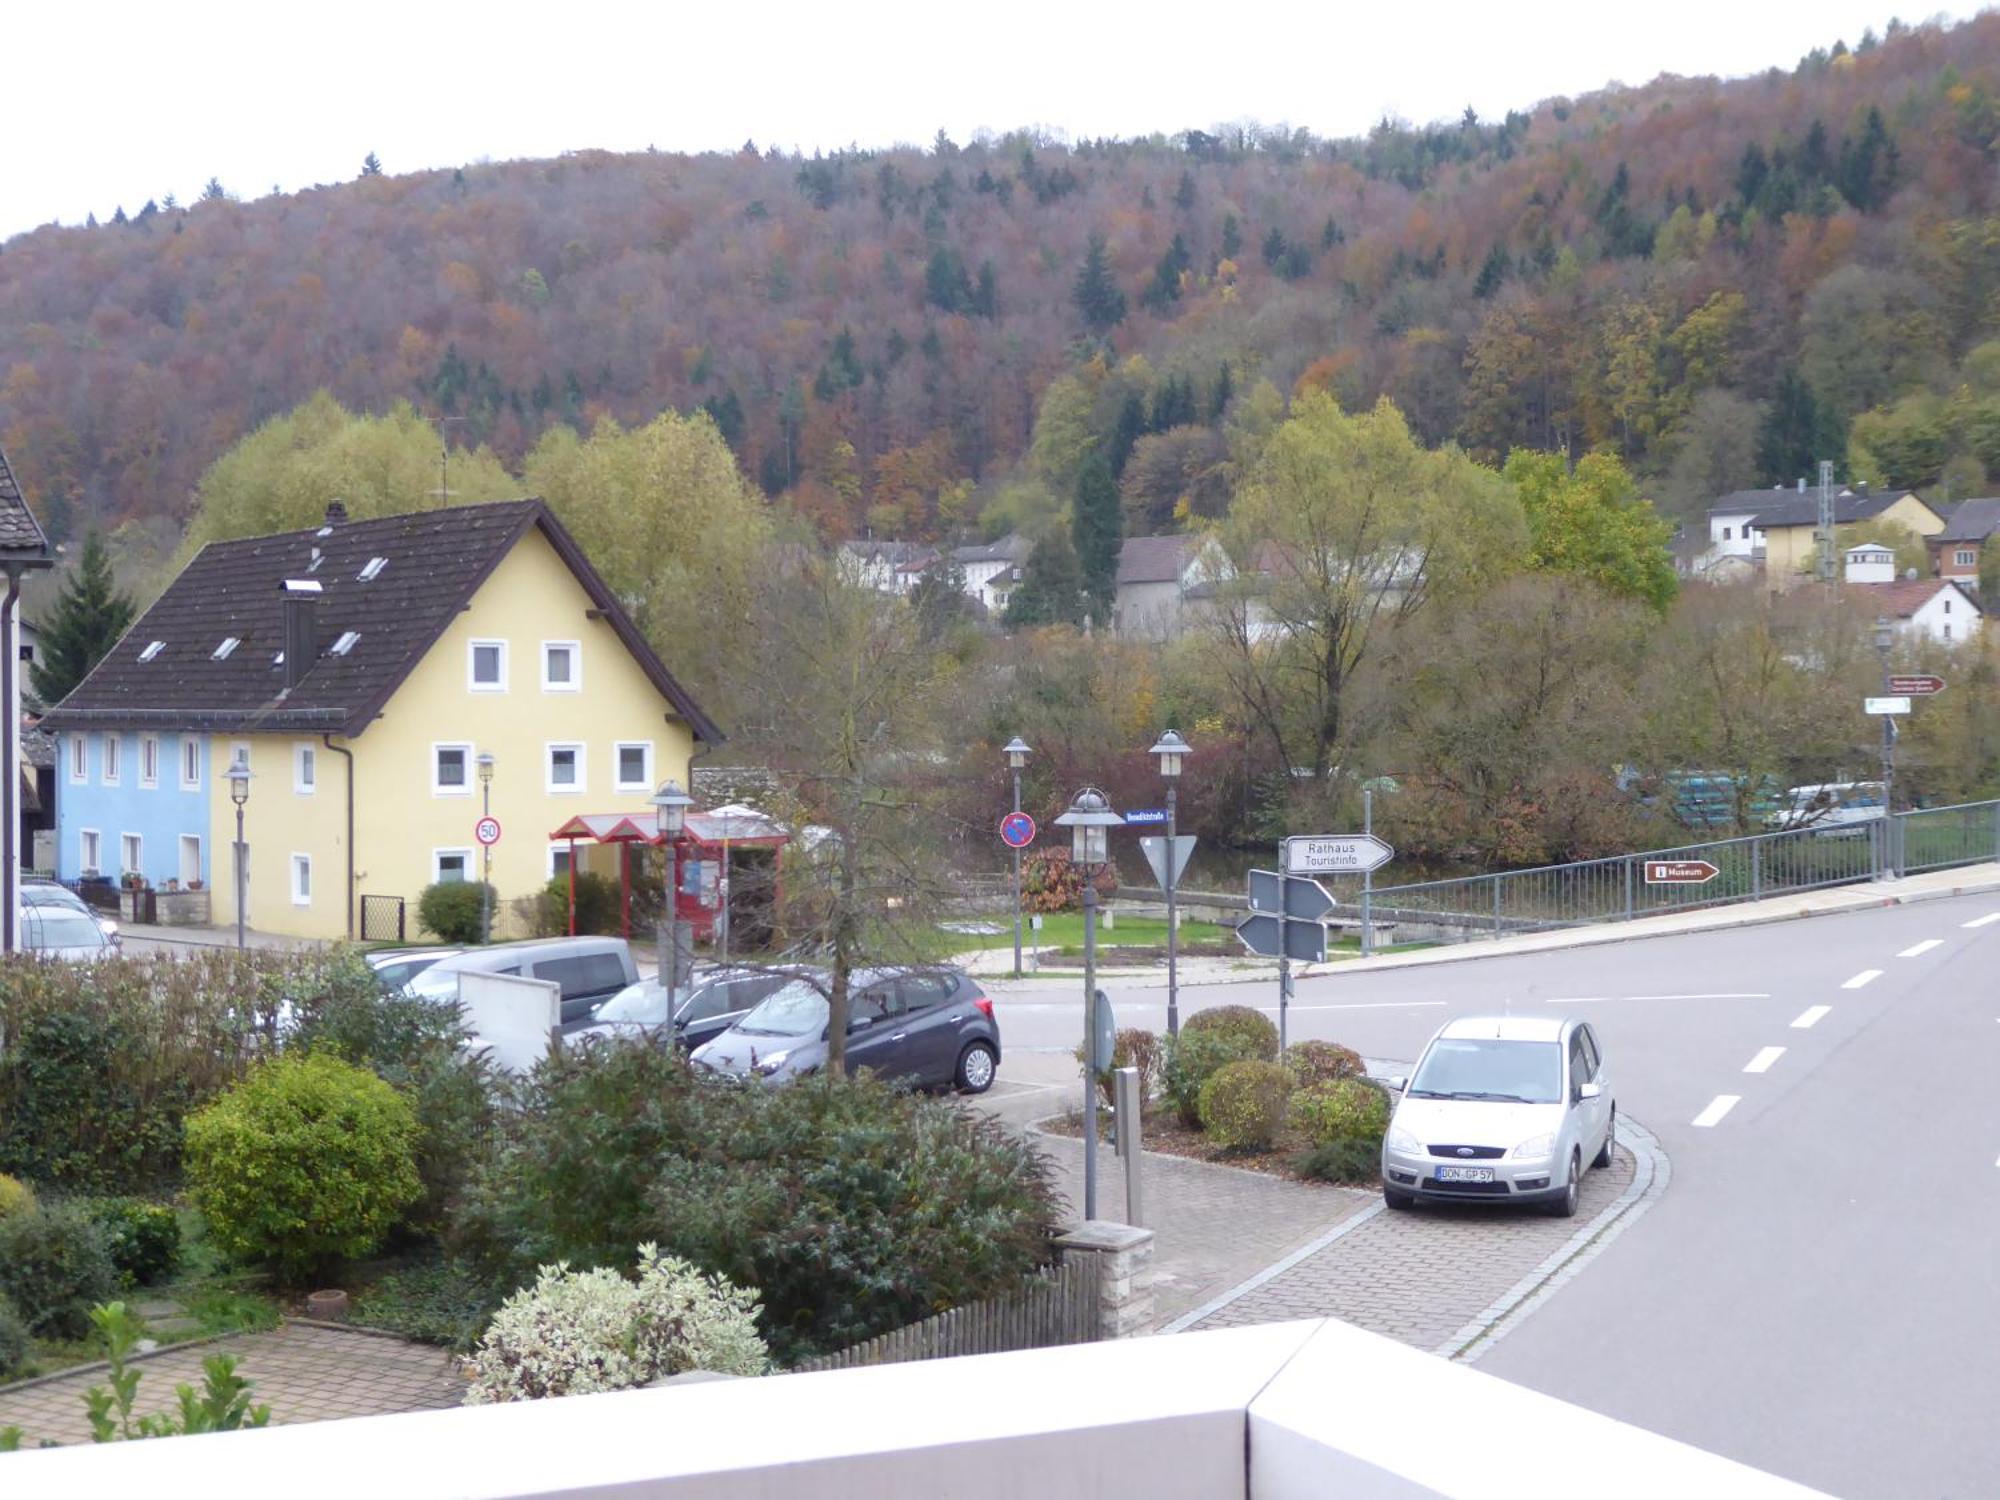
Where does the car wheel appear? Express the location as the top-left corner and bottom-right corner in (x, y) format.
(955, 1041), (998, 1094)
(1593, 1105), (1616, 1169)
(1383, 1184), (1415, 1211)
(1546, 1152), (1580, 1218)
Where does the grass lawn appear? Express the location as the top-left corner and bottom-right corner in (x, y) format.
(943, 913), (1234, 953)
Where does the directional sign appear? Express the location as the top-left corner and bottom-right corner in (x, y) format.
(1888, 674), (1946, 697)
(1864, 696), (1912, 716)
(1644, 859), (1719, 885)
(1234, 913), (1329, 963)
(1248, 868), (1336, 921)
(1122, 808), (1168, 826)
(1139, 835), (1196, 889)
(1281, 834), (1394, 876)
(999, 811), (1037, 849)
(475, 816), (503, 847)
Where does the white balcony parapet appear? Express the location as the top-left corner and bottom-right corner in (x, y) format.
(2, 1318), (1832, 1500)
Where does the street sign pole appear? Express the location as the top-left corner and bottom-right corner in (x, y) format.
(1276, 840), (1289, 1053)
(1361, 788), (1375, 957)
(1165, 782), (1180, 1038)
(1012, 768), (1023, 978)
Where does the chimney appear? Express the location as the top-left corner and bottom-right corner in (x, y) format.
(324, 498), (349, 527)
(1797, 477), (1806, 493)
(1855, 480), (1869, 497)
(281, 579), (321, 691)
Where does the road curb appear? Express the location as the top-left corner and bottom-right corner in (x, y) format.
(1437, 1112), (1673, 1364)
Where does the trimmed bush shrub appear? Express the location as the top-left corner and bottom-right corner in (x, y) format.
(1164, 1026), (1276, 1129)
(1072, 1027), (1164, 1107)
(1290, 1077), (1390, 1146)
(0, 1204), (118, 1340)
(1295, 1135), (1382, 1185)
(1198, 1060), (1293, 1150)
(1284, 1040), (1364, 1089)
(417, 880), (498, 945)
(516, 873), (623, 939)
(0, 1173), (35, 1222)
(1183, 1004), (1280, 1059)
(82, 1199), (182, 1288)
(185, 1054), (422, 1283)
(0, 1293), (27, 1379)
(465, 1245), (767, 1403)
(1019, 848), (1119, 913)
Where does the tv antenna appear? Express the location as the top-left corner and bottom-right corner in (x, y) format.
(430, 416), (468, 509)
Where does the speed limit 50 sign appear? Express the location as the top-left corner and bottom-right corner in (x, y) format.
(475, 816), (503, 847)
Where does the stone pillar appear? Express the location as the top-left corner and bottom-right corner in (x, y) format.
(1056, 1220), (1156, 1339)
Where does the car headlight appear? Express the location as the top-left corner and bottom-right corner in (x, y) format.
(750, 1050), (791, 1077)
(1510, 1133), (1555, 1161)
(1385, 1126), (1421, 1154)
(98, 918), (119, 938)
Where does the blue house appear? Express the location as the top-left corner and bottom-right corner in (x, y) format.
(55, 728), (214, 890)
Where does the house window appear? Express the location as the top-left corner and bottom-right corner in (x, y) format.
(546, 742), (585, 794)
(120, 833), (142, 877)
(1957, 549), (1976, 567)
(549, 845), (573, 878)
(290, 854), (312, 907)
(1944, 597), (1953, 614)
(434, 744), (473, 795)
(542, 641), (580, 692)
(181, 737), (203, 790)
(1944, 622), (1954, 641)
(1721, 527), (1732, 541)
(469, 639), (507, 692)
(294, 742), (317, 794)
(434, 849), (473, 884)
(179, 834), (201, 887)
(614, 742), (652, 792)
(140, 734), (159, 788)
(69, 735), (85, 784)
(80, 829), (101, 876)
(102, 735), (121, 786)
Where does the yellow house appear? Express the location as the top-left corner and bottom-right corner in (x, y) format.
(1749, 486), (1944, 589)
(45, 499), (720, 941)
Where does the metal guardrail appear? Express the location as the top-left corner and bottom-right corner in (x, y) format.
(1364, 800), (2000, 945)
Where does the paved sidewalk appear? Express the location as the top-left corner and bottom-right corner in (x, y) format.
(0, 1323), (463, 1446)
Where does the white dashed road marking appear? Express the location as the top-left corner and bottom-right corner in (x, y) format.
(1744, 1046), (1785, 1074)
(1898, 939), (1943, 958)
(1842, 969), (1883, 989)
(1692, 1095), (1741, 1128)
(1791, 1005), (1832, 1029)
(1963, 912), (2000, 929)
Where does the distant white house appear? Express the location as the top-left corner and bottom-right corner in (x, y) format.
(1844, 543), (1983, 645)
(950, 533), (1031, 615)
(1112, 534), (1229, 640)
(836, 540), (936, 595)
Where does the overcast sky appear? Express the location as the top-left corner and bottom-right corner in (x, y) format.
(3, 1), (1982, 240)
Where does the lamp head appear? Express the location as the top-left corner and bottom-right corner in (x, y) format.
(1149, 728), (1190, 779)
(1003, 736), (1031, 771)
(1873, 616), (1895, 655)
(1053, 785), (1124, 871)
(476, 751), (495, 785)
(226, 750), (252, 807)
(651, 778), (694, 838)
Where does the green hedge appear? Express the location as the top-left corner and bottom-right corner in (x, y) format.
(0, 1204), (117, 1341)
(1198, 1060), (1292, 1149)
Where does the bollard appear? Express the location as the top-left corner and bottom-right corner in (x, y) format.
(1114, 1066), (1144, 1228)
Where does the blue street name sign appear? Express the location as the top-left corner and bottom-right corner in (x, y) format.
(1123, 808), (1168, 826)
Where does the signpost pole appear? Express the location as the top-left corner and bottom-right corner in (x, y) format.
(1165, 782), (1180, 1038)
(1276, 840), (1290, 1054)
(1361, 787), (1375, 957)
(1082, 882), (1100, 1222)
(1874, 619), (1898, 879)
(1012, 765), (1024, 978)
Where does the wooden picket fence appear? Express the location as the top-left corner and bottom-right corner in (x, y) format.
(793, 1256), (1101, 1373)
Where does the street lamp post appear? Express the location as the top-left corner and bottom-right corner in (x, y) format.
(1875, 616), (1897, 878)
(651, 779), (694, 1006)
(226, 751), (252, 951)
(1004, 737), (1031, 977)
(476, 752), (495, 943)
(1149, 730), (1190, 1038)
(1054, 785), (1124, 1222)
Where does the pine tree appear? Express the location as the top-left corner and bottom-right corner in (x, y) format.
(1209, 362), (1234, 421)
(1261, 226), (1287, 267)
(1072, 452), (1122, 627)
(1073, 234), (1126, 335)
(1140, 233), (1192, 311)
(200, 177), (228, 202)
(1756, 371), (1845, 483)
(31, 529), (135, 708)
(971, 260), (999, 319)
(1110, 393), (1148, 479)
(1220, 214), (1242, 260)
(1473, 243), (1510, 298)
(1005, 532), (1086, 628)
(361, 152), (384, 177)
(1173, 170), (1196, 210)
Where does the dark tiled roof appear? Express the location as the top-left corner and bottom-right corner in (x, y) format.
(1707, 488), (1799, 515)
(41, 500), (721, 744)
(1748, 490), (1920, 529)
(0, 446), (53, 560)
(1937, 497), (2000, 543)
(1117, 534), (1198, 585)
(950, 532), (1031, 565)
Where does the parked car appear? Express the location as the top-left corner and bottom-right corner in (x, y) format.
(689, 966), (999, 1093)
(21, 878), (119, 943)
(574, 965), (809, 1050)
(366, 947), (465, 994)
(1379, 1015), (1615, 1217)
(405, 936), (639, 1025)
(18, 904), (118, 963)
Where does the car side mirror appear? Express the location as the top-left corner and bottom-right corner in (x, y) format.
(1578, 1082), (1603, 1101)
(1387, 1076), (1407, 1093)
(848, 1015), (873, 1033)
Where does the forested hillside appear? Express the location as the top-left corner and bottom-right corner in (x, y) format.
(6, 15), (2000, 550)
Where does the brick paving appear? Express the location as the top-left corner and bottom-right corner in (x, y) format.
(1189, 1146), (1636, 1351)
(0, 1323), (464, 1446)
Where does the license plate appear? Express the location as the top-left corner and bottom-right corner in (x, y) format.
(1434, 1165), (1494, 1183)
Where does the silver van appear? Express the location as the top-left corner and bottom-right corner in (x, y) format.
(405, 937), (639, 1025)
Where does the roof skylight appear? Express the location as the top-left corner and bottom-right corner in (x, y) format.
(212, 637), (239, 660)
(138, 641), (164, 662)
(330, 631), (360, 656)
(358, 556), (388, 582)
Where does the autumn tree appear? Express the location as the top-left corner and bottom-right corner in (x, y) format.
(1505, 449), (1677, 611)
(30, 529), (135, 708)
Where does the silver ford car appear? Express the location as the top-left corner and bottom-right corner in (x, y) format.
(1379, 1015), (1615, 1217)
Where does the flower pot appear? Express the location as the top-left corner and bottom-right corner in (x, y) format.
(306, 1289), (349, 1323)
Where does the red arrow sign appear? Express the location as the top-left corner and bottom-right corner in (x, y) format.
(1644, 859), (1719, 885)
(1887, 674), (1945, 697)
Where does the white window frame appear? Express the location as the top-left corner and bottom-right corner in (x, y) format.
(69, 734), (86, 784)
(468, 639), (508, 693)
(120, 832), (142, 877)
(139, 733), (160, 789)
(102, 734), (121, 787)
(181, 736), (204, 791)
(178, 834), (202, 888)
(545, 741), (586, 795)
(541, 640), (581, 693)
(548, 844), (574, 878)
(433, 848), (474, 885)
(80, 828), (101, 877)
(290, 853), (313, 907)
(613, 741), (654, 794)
(433, 742), (474, 796)
(294, 741), (317, 795)
(1957, 548), (1976, 567)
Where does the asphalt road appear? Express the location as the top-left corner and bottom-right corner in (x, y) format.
(986, 892), (2000, 1499)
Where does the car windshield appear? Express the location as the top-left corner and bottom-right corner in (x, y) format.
(26, 910), (108, 951)
(594, 979), (675, 1025)
(1407, 1038), (1562, 1104)
(408, 968), (464, 1002)
(736, 978), (829, 1037)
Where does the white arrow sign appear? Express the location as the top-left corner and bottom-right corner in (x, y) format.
(1864, 696), (1912, 716)
(1281, 834), (1394, 875)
